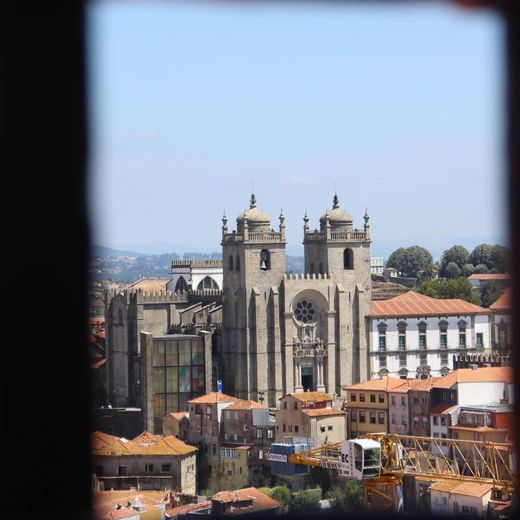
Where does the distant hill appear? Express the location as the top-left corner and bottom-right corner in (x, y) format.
(91, 245), (147, 258)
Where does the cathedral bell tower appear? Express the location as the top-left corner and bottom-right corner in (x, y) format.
(221, 195), (286, 405)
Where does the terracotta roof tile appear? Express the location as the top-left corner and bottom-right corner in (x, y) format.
(188, 392), (237, 404)
(226, 399), (265, 410)
(283, 391), (333, 402)
(490, 289), (511, 311)
(371, 291), (487, 318)
(167, 412), (189, 421)
(166, 501), (211, 518)
(127, 278), (169, 292)
(211, 487), (280, 514)
(302, 408), (346, 417)
(432, 367), (513, 389)
(431, 480), (494, 497)
(468, 273), (510, 281)
(140, 436), (197, 456)
(431, 403), (458, 415)
(344, 376), (409, 392)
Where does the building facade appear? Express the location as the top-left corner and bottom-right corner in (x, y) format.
(221, 194), (372, 406)
(369, 291), (491, 380)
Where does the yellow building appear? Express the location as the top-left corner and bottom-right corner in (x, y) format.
(343, 376), (407, 437)
(275, 391), (347, 444)
(217, 444), (251, 490)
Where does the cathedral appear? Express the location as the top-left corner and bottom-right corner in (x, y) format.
(221, 194), (372, 407)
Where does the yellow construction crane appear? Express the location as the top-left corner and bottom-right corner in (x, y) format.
(285, 433), (516, 511)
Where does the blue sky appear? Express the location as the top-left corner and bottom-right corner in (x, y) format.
(87, 0), (506, 260)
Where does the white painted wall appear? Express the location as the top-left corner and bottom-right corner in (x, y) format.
(369, 314), (491, 379)
(431, 489), (491, 517)
(457, 381), (509, 406)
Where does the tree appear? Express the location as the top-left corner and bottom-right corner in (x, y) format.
(386, 246), (433, 278)
(491, 244), (510, 272)
(270, 486), (292, 508)
(417, 278), (481, 305)
(474, 263), (489, 274)
(469, 244), (494, 269)
(445, 262), (461, 279)
(328, 480), (364, 512)
(440, 245), (470, 276)
(289, 490), (321, 514)
(461, 263), (475, 277)
(480, 281), (507, 308)
(310, 467), (331, 498)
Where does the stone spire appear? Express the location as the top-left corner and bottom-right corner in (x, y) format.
(363, 208), (370, 240)
(222, 211), (228, 234)
(250, 193), (257, 209)
(279, 208), (285, 241)
(303, 210), (309, 233)
(332, 193), (340, 209)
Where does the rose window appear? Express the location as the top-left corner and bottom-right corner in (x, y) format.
(294, 299), (316, 324)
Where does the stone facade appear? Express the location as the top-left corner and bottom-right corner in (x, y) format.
(221, 194), (372, 406)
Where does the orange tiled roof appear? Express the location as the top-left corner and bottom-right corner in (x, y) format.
(188, 391), (237, 404)
(431, 480), (494, 498)
(408, 377), (439, 391)
(432, 367), (513, 389)
(166, 501), (211, 518)
(226, 399), (265, 410)
(283, 391), (333, 402)
(109, 507), (138, 520)
(211, 487), (280, 514)
(371, 291), (487, 318)
(490, 289), (511, 311)
(468, 273), (510, 281)
(91, 431), (196, 456)
(302, 408), (346, 417)
(127, 278), (169, 292)
(93, 490), (168, 520)
(344, 376), (409, 392)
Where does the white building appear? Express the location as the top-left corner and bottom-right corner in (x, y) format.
(371, 257), (385, 276)
(368, 291), (490, 380)
(430, 480), (494, 517)
(167, 259), (223, 292)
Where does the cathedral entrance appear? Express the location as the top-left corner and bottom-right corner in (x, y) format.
(301, 366), (314, 391)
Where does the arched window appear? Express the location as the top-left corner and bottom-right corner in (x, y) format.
(397, 322), (407, 351)
(236, 254), (240, 271)
(175, 276), (188, 292)
(310, 262), (315, 275)
(343, 248), (354, 270)
(197, 276), (219, 290)
(260, 249), (270, 271)
(228, 255), (234, 271)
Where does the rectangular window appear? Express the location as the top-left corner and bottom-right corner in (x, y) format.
(145, 464), (153, 473)
(441, 417), (446, 426)
(440, 333), (447, 349)
(378, 335), (386, 350)
(267, 430), (273, 438)
(379, 355), (387, 367)
(379, 394), (385, 403)
(328, 425), (333, 431)
(282, 424), (286, 432)
(351, 393), (357, 402)
(391, 414), (396, 425)
(118, 466), (127, 476)
(413, 397), (419, 405)
(441, 353), (448, 365)
(256, 429), (262, 438)
(295, 425), (299, 433)
(433, 433), (439, 438)
(360, 394), (365, 402)
(370, 412), (376, 424)
(161, 464), (172, 473)
(378, 412), (385, 425)
(399, 354), (406, 367)
(320, 426), (326, 433)
(283, 402), (287, 409)
(370, 394), (376, 403)
(459, 332), (466, 348)
(401, 396), (406, 406)
(476, 332), (484, 348)
(419, 353), (427, 366)
(419, 334), (427, 349)
(433, 416), (438, 425)
(391, 395), (396, 406)
(351, 411), (357, 422)
(359, 411), (366, 423)
(294, 402), (298, 410)
(288, 425), (292, 432)
(398, 334), (406, 351)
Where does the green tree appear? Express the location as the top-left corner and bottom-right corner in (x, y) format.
(440, 245), (470, 276)
(445, 262), (461, 279)
(270, 486), (292, 508)
(491, 244), (510, 272)
(386, 246), (433, 278)
(417, 278), (481, 305)
(481, 281), (507, 307)
(328, 480), (364, 512)
(469, 244), (494, 269)
(289, 490), (321, 514)
(310, 467), (332, 498)
(474, 263), (489, 274)
(461, 263), (475, 277)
